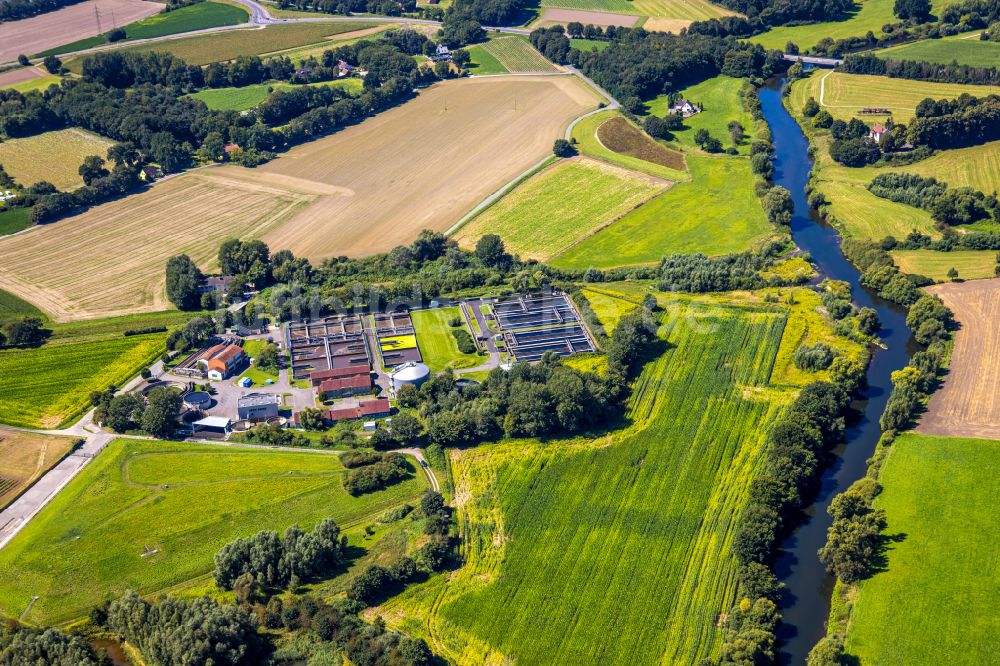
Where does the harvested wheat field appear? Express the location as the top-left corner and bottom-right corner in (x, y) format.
(258, 75), (599, 258)
(0, 431), (75, 510)
(917, 278), (1000, 440)
(538, 8), (639, 27)
(0, 0), (162, 63)
(0, 170), (319, 321)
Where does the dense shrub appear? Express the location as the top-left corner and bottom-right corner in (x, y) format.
(793, 342), (837, 371)
(344, 452), (410, 494)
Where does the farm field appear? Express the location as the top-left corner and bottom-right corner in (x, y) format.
(0, 0), (161, 64)
(552, 154), (773, 268)
(0, 128), (116, 191)
(750, 0), (956, 51)
(381, 294), (797, 664)
(917, 278), (1000, 440)
(465, 43), (509, 75)
(645, 75), (758, 155)
(411, 307), (480, 372)
(539, 0), (733, 22)
(838, 433), (1000, 665)
(0, 67), (61, 93)
(274, 25), (394, 63)
(891, 250), (998, 282)
(535, 7), (639, 28)
(188, 78), (363, 111)
(0, 168), (314, 321)
(256, 76), (599, 259)
(455, 157), (667, 261)
(572, 110), (688, 180)
(597, 116), (686, 169)
(875, 31), (1000, 67)
(0, 310), (192, 428)
(0, 439), (428, 625)
(794, 70), (1000, 123)
(36, 0), (249, 56)
(74, 22), (385, 67)
(477, 36), (555, 73)
(0, 431), (76, 510)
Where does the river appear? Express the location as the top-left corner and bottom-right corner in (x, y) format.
(756, 77), (915, 664)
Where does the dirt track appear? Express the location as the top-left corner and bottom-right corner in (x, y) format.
(0, 0), (162, 63)
(916, 278), (1000, 440)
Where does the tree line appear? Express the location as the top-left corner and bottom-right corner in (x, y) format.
(90, 385), (183, 437)
(867, 172), (999, 227)
(275, 0), (415, 17)
(843, 52), (1000, 87)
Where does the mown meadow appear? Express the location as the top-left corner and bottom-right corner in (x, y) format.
(0, 439), (428, 625)
(0, 310), (192, 428)
(836, 434), (1000, 665)
(874, 31), (1000, 68)
(382, 292), (803, 664)
(411, 307), (481, 372)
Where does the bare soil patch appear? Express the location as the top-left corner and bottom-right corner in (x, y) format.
(642, 17), (693, 32)
(0, 0), (162, 63)
(917, 278), (1000, 440)
(259, 75), (599, 259)
(0, 66), (46, 88)
(540, 7), (639, 26)
(596, 116), (686, 170)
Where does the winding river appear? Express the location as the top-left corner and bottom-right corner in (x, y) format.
(756, 77), (915, 664)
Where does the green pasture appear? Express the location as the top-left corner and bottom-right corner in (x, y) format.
(841, 434), (1000, 665)
(36, 1), (249, 57)
(384, 297), (795, 664)
(412, 307), (480, 372)
(750, 0), (955, 51)
(570, 38), (609, 51)
(552, 154), (774, 268)
(0, 288), (43, 322)
(645, 75), (758, 155)
(890, 250), (998, 281)
(0, 439), (427, 625)
(0, 208), (32, 236)
(875, 32), (1000, 67)
(188, 78), (362, 111)
(456, 158), (665, 262)
(0, 311), (193, 429)
(465, 43), (509, 75)
(571, 110), (688, 181)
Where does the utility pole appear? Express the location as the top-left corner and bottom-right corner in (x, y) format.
(94, 4), (102, 35)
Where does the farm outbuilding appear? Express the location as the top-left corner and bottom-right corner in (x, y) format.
(390, 361), (430, 392)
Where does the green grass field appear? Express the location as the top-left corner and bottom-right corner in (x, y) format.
(0, 439), (428, 625)
(237, 338), (280, 386)
(785, 73), (1000, 241)
(570, 37), (609, 51)
(188, 78), (362, 111)
(0, 128), (115, 191)
(0, 207), (32, 236)
(36, 1), (249, 57)
(0, 73), (62, 93)
(67, 22), (382, 68)
(876, 32), (1000, 67)
(383, 296), (797, 664)
(0, 289), (44, 322)
(478, 36), (555, 73)
(551, 154), (774, 268)
(890, 250), (998, 281)
(456, 157), (665, 261)
(0, 311), (194, 428)
(572, 110), (688, 181)
(465, 43), (509, 74)
(750, 0), (955, 51)
(645, 76), (758, 155)
(839, 433), (1000, 665)
(411, 307), (480, 372)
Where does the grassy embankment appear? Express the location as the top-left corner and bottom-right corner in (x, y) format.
(786, 70), (1000, 242)
(35, 0), (250, 57)
(378, 284), (863, 664)
(411, 307), (481, 372)
(0, 439), (428, 625)
(0, 310), (195, 429)
(827, 433), (1000, 665)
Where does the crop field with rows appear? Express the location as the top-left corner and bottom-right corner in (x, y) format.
(480, 36), (556, 73)
(381, 295), (798, 664)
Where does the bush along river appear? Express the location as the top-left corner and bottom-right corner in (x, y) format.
(757, 76), (915, 663)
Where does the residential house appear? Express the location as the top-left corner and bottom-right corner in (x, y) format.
(431, 44), (451, 62)
(870, 124), (886, 143)
(140, 165), (163, 182)
(669, 99), (698, 117)
(337, 60), (354, 77)
(199, 275), (233, 296)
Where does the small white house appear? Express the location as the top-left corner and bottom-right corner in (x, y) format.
(669, 99), (698, 117)
(432, 44), (451, 62)
(870, 124), (886, 143)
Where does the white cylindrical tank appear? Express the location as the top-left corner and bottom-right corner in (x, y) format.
(391, 362), (430, 392)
